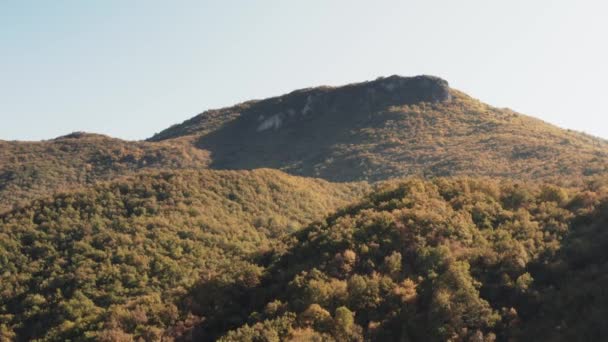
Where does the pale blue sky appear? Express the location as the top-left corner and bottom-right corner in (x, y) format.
(1, 1), (607, 141)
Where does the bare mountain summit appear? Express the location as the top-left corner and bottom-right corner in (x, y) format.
(150, 75), (608, 182)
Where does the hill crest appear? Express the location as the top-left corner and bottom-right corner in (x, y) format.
(146, 75), (608, 182)
(148, 75), (450, 141)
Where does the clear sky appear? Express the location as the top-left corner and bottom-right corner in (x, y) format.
(1, 1), (607, 141)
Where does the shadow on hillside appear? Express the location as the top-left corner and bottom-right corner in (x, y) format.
(518, 200), (608, 341)
(196, 76), (450, 182)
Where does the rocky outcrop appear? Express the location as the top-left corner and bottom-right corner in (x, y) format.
(250, 75), (451, 132)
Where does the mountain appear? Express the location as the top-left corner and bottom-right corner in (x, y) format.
(150, 75), (608, 182)
(2, 75), (608, 341)
(0, 132), (210, 213)
(0, 169), (368, 341)
(3, 75), (606, 212)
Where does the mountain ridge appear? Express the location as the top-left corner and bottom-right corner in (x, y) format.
(0, 134), (210, 212)
(148, 75), (451, 142)
(3, 74), (608, 213)
(146, 75), (608, 182)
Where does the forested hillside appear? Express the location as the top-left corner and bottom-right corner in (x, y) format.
(204, 177), (608, 341)
(0, 133), (210, 213)
(0, 169), (367, 341)
(4, 174), (608, 341)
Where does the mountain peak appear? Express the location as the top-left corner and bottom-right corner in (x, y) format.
(147, 75), (608, 183)
(364, 74), (450, 103)
(149, 75), (451, 141)
(288, 74), (451, 104)
(250, 75), (451, 133)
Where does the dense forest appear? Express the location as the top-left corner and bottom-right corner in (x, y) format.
(2, 175), (608, 341)
(2, 75), (608, 341)
(209, 177), (608, 341)
(0, 169), (366, 340)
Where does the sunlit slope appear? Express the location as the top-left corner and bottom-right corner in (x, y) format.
(0, 169), (368, 340)
(0, 133), (210, 213)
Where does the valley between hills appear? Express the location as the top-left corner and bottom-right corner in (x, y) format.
(1, 75), (608, 341)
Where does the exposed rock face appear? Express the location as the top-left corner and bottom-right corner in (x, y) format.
(249, 75), (450, 133)
(258, 76), (446, 130)
(363, 75), (451, 104)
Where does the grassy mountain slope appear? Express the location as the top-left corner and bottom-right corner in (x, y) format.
(0, 133), (210, 213)
(0, 169), (368, 341)
(203, 177), (608, 341)
(151, 75), (608, 182)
